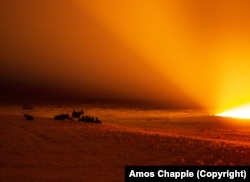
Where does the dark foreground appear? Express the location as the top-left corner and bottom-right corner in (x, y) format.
(0, 115), (250, 181)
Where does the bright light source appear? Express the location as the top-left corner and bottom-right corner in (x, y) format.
(216, 104), (250, 119)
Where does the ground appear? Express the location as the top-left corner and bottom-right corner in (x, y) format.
(1, 113), (250, 181)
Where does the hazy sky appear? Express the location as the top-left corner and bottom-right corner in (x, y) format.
(1, 0), (250, 110)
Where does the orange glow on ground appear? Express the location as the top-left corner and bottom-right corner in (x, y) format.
(216, 104), (250, 119)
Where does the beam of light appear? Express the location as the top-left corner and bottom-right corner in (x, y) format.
(75, 0), (250, 110)
(216, 104), (250, 119)
(75, 0), (220, 109)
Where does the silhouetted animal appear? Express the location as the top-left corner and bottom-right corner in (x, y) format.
(79, 115), (102, 124)
(24, 114), (34, 120)
(80, 115), (93, 122)
(54, 114), (69, 120)
(72, 110), (84, 120)
(94, 117), (102, 124)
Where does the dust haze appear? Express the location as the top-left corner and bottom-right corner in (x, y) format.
(3, 0), (250, 110)
(0, 0), (200, 108)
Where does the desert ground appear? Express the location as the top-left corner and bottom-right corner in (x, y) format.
(0, 105), (250, 181)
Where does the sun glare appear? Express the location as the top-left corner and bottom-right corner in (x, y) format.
(216, 104), (250, 119)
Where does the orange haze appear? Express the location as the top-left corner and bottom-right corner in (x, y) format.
(1, 0), (250, 110)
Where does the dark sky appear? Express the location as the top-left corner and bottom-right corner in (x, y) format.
(1, 0), (250, 110)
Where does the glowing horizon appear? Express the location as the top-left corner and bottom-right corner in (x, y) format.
(216, 103), (250, 119)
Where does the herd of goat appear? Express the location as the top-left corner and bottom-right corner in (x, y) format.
(23, 110), (102, 124)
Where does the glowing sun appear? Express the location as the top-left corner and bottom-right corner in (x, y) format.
(216, 104), (250, 119)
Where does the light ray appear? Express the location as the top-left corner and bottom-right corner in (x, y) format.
(216, 104), (250, 119)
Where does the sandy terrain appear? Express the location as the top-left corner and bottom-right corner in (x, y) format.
(1, 109), (250, 181)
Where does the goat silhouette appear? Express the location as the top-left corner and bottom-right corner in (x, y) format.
(72, 110), (83, 120)
(54, 114), (69, 120)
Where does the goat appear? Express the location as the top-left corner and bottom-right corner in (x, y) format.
(79, 116), (102, 124)
(72, 110), (84, 120)
(94, 117), (102, 124)
(54, 114), (69, 120)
